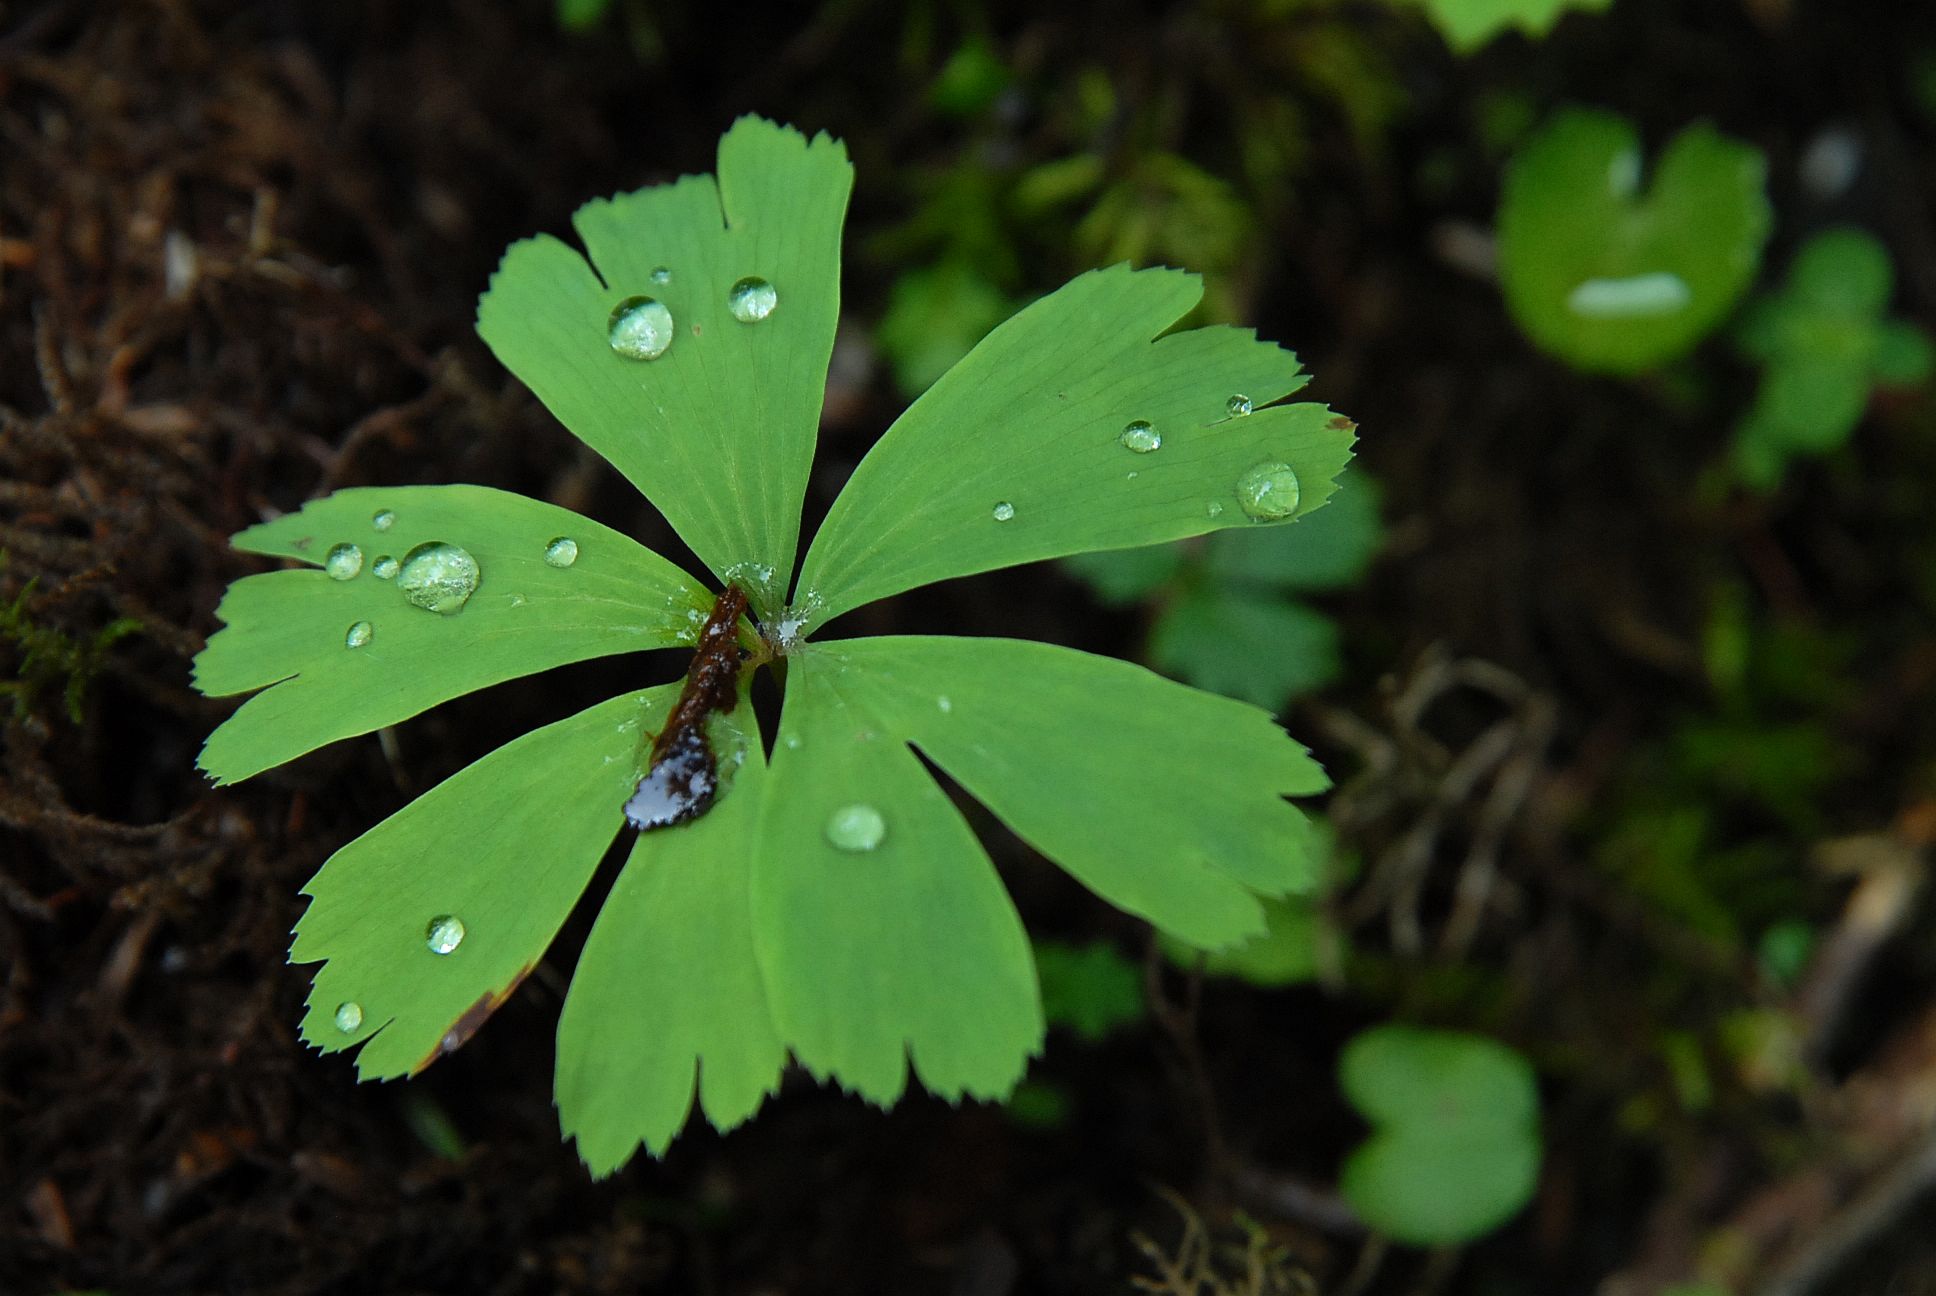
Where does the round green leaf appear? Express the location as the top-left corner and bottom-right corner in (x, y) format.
(1497, 109), (1770, 375)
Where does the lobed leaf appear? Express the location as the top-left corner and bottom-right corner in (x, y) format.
(802, 636), (1328, 951)
(1414, 0), (1613, 53)
(797, 264), (1355, 629)
(194, 485), (708, 785)
(292, 688), (658, 1080)
(1149, 588), (1341, 711)
(754, 651), (1043, 1105)
(476, 116), (853, 615)
(555, 708), (785, 1174)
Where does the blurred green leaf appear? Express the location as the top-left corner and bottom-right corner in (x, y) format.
(1061, 543), (1186, 606)
(1339, 1026), (1542, 1246)
(929, 36), (1009, 117)
(1498, 109), (1770, 375)
(1206, 469), (1382, 591)
(876, 261), (1014, 398)
(1411, 0), (1614, 53)
(1034, 939), (1147, 1041)
(1150, 586), (1341, 712)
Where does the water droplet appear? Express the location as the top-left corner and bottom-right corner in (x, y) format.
(1236, 462), (1302, 520)
(396, 542), (480, 615)
(783, 734), (803, 750)
(649, 265), (672, 285)
(1119, 419), (1161, 453)
(824, 803), (886, 853)
(1565, 272), (1693, 319)
(372, 509), (396, 532)
(992, 501), (1016, 522)
(937, 695), (953, 714)
(607, 295), (674, 360)
(543, 536), (579, 568)
(344, 620), (373, 649)
(1207, 501), (1225, 518)
(425, 914), (465, 955)
(726, 276), (777, 323)
(324, 543), (363, 580)
(334, 1001), (363, 1033)
(1226, 394), (1254, 417)
(372, 555), (399, 580)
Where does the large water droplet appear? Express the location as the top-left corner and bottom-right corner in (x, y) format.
(425, 914), (465, 955)
(345, 620), (373, 649)
(372, 555), (399, 580)
(991, 501), (1016, 522)
(1236, 462), (1301, 520)
(1565, 272), (1693, 319)
(543, 536), (579, 568)
(607, 295), (674, 360)
(726, 276), (777, 323)
(825, 803), (886, 853)
(372, 509), (396, 532)
(1226, 394), (1254, 417)
(1119, 420), (1161, 453)
(324, 543), (363, 581)
(396, 542), (480, 614)
(334, 1001), (363, 1033)
(649, 265), (672, 285)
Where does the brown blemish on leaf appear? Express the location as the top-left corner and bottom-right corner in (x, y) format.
(624, 584), (747, 831)
(415, 961), (537, 1073)
(1327, 415), (1357, 431)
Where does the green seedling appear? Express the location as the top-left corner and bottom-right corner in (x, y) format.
(1065, 468), (1381, 712)
(192, 118), (1356, 1174)
(875, 260), (1015, 398)
(0, 556), (143, 723)
(1410, 0), (1613, 53)
(1730, 227), (1934, 489)
(1338, 1025), (1542, 1246)
(1498, 108), (1770, 375)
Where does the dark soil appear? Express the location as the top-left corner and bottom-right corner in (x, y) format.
(6, 1), (1936, 1293)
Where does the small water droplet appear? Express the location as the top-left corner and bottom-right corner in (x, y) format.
(372, 509), (396, 532)
(726, 276), (777, 323)
(784, 734), (803, 750)
(334, 1001), (363, 1033)
(937, 695), (953, 714)
(396, 542), (480, 615)
(1207, 501), (1225, 518)
(425, 914), (465, 955)
(607, 295), (674, 360)
(344, 620), (373, 649)
(991, 501), (1015, 522)
(1119, 419), (1161, 453)
(1236, 462), (1301, 520)
(543, 536), (579, 568)
(372, 555), (399, 580)
(1226, 394), (1254, 417)
(1565, 272), (1693, 320)
(324, 542), (363, 580)
(649, 265), (672, 284)
(824, 803), (886, 853)
(1126, 471), (1139, 480)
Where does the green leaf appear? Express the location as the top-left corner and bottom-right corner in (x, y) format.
(805, 636), (1328, 951)
(1339, 1026), (1542, 1246)
(1497, 109), (1770, 375)
(798, 265), (1355, 628)
(1034, 939), (1147, 1042)
(875, 261), (1014, 398)
(754, 647), (1042, 1104)
(555, 708), (784, 1173)
(1412, 0), (1613, 53)
(193, 485), (708, 785)
(476, 116), (853, 615)
(1161, 893), (1324, 987)
(1149, 587), (1341, 711)
(1205, 469), (1382, 591)
(292, 688), (655, 1079)
(1061, 543), (1186, 606)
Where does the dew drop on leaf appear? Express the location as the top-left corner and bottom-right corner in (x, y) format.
(372, 555), (399, 580)
(1235, 462), (1301, 520)
(1119, 420), (1161, 453)
(425, 914), (466, 955)
(824, 803), (886, 853)
(333, 1001), (363, 1032)
(1227, 394), (1254, 417)
(726, 275), (777, 323)
(324, 543), (363, 581)
(396, 542), (480, 614)
(543, 536), (579, 568)
(783, 734), (803, 750)
(649, 265), (671, 284)
(607, 295), (675, 360)
(1207, 501), (1225, 518)
(991, 501), (1016, 522)
(372, 509), (396, 532)
(344, 620), (373, 649)
(937, 695), (953, 713)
